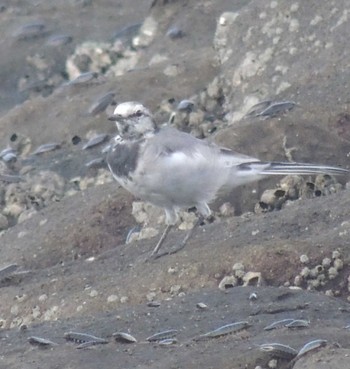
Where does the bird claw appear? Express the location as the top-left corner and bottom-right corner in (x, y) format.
(149, 243), (187, 260)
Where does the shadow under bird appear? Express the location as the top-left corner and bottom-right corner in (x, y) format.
(106, 101), (349, 258)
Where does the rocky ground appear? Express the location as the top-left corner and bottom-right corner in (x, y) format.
(0, 1), (350, 368)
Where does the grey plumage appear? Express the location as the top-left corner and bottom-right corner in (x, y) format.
(106, 101), (348, 255)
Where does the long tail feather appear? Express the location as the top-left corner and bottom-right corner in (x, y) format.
(238, 161), (349, 176)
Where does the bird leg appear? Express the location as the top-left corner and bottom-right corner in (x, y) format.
(151, 216), (204, 259)
(151, 224), (173, 256)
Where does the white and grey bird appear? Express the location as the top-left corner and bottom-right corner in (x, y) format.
(107, 101), (348, 257)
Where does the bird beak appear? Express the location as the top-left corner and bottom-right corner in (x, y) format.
(108, 114), (122, 121)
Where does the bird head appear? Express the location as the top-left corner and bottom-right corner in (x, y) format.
(108, 101), (156, 139)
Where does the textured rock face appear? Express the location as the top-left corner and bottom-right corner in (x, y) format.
(0, 1), (349, 368)
(214, 1), (350, 120)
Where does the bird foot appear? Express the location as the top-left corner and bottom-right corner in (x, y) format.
(150, 242), (187, 260)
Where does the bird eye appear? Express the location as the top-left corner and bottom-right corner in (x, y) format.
(135, 110), (142, 117)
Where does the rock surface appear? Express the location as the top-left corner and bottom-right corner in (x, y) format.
(0, 1), (349, 368)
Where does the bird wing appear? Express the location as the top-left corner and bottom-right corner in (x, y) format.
(148, 127), (257, 164)
(132, 127), (258, 208)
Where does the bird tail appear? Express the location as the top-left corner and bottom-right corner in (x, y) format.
(238, 161), (349, 176)
(224, 160), (348, 189)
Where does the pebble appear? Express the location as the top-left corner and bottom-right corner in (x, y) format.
(32, 143), (61, 155)
(14, 22), (47, 40)
(88, 92), (115, 116)
(332, 250), (341, 259)
(257, 101), (296, 118)
(82, 134), (109, 150)
(177, 100), (195, 112)
(328, 267), (338, 279)
(0, 147), (16, 159)
(0, 264), (18, 280)
(333, 258), (343, 270)
(299, 254), (309, 264)
(322, 257), (332, 268)
(0, 174), (24, 183)
(300, 267), (310, 278)
(243, 272), (262, 286)
(107, 295), (118, 303)
(166, 27), (185, 39)
(218, 275), (238, 290)
(113, 332), (137, 343)
(2, 152), (17, 162)
(196, 302), (208, 310)
(46, 34), (72, 46)
(0, 213), (9, 230)
(67, 72), (99, 86)
(28, 336), (58, 347)
(219, 202), (235, 216)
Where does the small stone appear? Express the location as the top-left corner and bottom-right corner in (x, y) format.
(38, 294), (48, 302)
(147, 301), (161, 307)
(146, 292), (157, 302)
(332, 250), (341, 259)
(32, 305), (41, 318)
(219, 15), (227, 26)
(10, 317), (23, 329)
(300, 254), (309, 264)
(89, 289), (98, 297)
(268, 358), (278, 368)
(0, 213), (9, 230)
(234, 269), (246, 279)
(39, 219), (47, 226)
(169, 285), (181, 295)
(249, 292), (258, 301)
(307, 279), (320, 289)
(10, 305), (19, 316)
(300, 267), (310, 278)
(18, 231), (28, 238)
(196, 302), (208, 310)
(322, 257), (332, 268)
(260, 189), (286, 209)
(43, 306), (58, 320)
(218, 275), (238, 290)
(166, 27), (185, 39)
(137, 227), (159, 241)
(333, 258), (344, 271)
(18, 209), (37, 224)
(243, 272), (262, 286)
(325, 290), (334, 297)
(3, 203), (25, 218)
(328, 267), (338, 279)
(176, 99), (194, 112)
(107, 295), (118, 303)
(310, 265), (323, 278)
(294, 275), (302, 286)
(113, 331), (137, 343)
(178, 211), (197, 230)
(15, 294), (27, 303)
(168, 266), (178, 274)
(232, 263), (244, 271)
(219, 202), (235, 217)
(120, 296), (129, 303)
